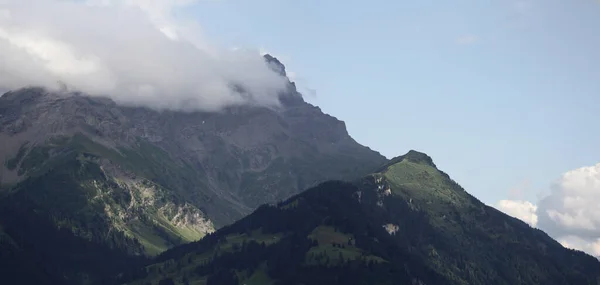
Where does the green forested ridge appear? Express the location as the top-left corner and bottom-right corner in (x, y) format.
(0, 225), (67, 285)
(122, 150), (600, 285)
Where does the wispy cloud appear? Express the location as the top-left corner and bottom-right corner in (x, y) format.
(0, 0), (289, 112)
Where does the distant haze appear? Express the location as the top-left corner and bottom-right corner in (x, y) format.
(0, 0), (289, 111)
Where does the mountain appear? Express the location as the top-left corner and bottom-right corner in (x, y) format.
(123, 150), (600, 285)
(0, 55), (386, 284)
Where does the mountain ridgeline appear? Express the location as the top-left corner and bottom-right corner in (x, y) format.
(0, 55), (386, 284)
(123, 151), (600, 285)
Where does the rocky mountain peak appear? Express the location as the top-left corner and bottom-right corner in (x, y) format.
(263, 54), (287, 77)
(0, 53), (388, 284)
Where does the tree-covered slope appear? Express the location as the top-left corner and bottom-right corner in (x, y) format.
(0, 226), (67, 285)
(125, 150), (600, 285)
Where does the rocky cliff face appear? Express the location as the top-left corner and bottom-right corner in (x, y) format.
(0, 80), (385, 221)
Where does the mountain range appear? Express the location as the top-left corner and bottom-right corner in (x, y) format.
(1, 55), (599, 285)
(120, 151), (600, 285)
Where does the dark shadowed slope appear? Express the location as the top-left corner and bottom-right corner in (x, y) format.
(124, 150), (600, 285)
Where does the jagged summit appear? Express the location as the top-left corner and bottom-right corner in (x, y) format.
(263, 54), (287, 77)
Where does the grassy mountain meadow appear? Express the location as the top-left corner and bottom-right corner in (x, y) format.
(122, 151), (600, 285)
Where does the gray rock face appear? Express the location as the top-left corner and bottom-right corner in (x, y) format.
(0, 82), (386, 227)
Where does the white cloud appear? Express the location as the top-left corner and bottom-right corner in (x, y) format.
(557, 235), (600, 257)
(496, 199), (538, 227)
(0, 0), (289, 111)
(537, 163), (600, 236)
(286, 71), (297, 81)
(497, 163), (600, 257)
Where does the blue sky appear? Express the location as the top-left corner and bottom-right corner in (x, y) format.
(185, 0), (600, 206)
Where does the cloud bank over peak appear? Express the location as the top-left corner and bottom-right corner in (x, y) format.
(496, 163), (600, 257)
(0, 0), (289, 112)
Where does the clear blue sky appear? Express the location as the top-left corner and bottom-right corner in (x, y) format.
(187, 0), (600, 205)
